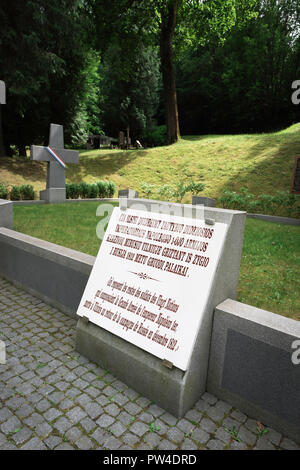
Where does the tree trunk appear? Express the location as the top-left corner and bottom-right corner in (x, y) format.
(160, 0), (180, 145)
(0, 106), (5, 157)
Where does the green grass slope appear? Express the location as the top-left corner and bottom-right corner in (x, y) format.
(1, 123), (300, 205)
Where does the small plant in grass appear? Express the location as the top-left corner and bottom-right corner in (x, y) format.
(224, 426), (241, 442)
(187, 181), (205, 196)
(10, 186), (21, 201)
(256, 422), (269, 438)
(157, 184), (173, 200)
(140, 182), (156, 199)
(148, 422), (160, 433)
(0, 183), (8, 199)
(20, 184), (35, 200)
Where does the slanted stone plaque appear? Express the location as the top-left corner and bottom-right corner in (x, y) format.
(291, 156), (300, 194)
(77, 207), (227, 371)
(76, 198), (246, 416)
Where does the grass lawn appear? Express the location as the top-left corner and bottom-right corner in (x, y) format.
(1, 123), (300, 215)
(13, 202), (300, 321)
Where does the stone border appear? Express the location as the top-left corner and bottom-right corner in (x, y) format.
(0, 227), (94, 318)
(246, 212), (300, 226)
(207, 299), (300, 444)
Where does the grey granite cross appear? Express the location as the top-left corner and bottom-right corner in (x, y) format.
(0, 81), (6, 104)
(31, 123), (79, 203)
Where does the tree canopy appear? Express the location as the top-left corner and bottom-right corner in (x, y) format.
(0, 0), (299, 155)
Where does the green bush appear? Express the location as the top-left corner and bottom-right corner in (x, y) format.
(20, 184), (35, 200)
(140, 182), (156, 199)
(90, 184), (99, 198)
(143, 125), (166, 147)
(79, 182), (91, 199)
(0, 183), (8, 199)
(96, 180), (107, 198)
(106, 181), (116, 198)
(66, 183), (81, 199)
(10, 186), (21, 201)
(219, 188), (299, 217)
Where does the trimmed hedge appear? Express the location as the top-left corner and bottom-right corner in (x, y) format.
(66, 180), (116, 199)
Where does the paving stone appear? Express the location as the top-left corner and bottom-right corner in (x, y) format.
(192, 427), (210, 444)
(280, 438), (300, 450)
(157, 440), (177, 450)
(167, 427), (185, 444)
(264, 428), (282, 446)
(199, 418), (217, 434)
(144, 432), (161, 448)
(44, 408), (61, 422)
(65, 426), (83, 442)
(44, 435), (62, 449)
(255, 436), (276, 450)
(147, 404), (164, 418)
(124, 402), (142, 416)
(66, 406), (87, 424)
(1, 416), (22, 434)
(177, 418), (194, 434)
(238, 426), (257, 446)
(215, 426), (233, 444)
(11, 427), (33, 445)
(105, 403), (121, 417)
(130, 421), (149, 437)
(55, 443), (75, 450)
(201, 392), (218, 405)
(97, 414), (115, 428)
(21, 437), (47, 450)
(181, 438), (198, 450)
(207, 439), (224, 450)
(35, 422), (52, 437)
(122, 432), (140, 446)
(92, 428), (111, 446)
(231, 410), (248, 424)
(110, 422), (126, 437)
(53, 417), (73, 433)
(103, 437), (122, 450)
(80, 416), (97, 433)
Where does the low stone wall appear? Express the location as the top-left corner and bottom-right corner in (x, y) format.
(207, 299), (300, 444)
(0, 227), (94, 317)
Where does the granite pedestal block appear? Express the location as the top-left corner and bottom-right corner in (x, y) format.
(192, 196), (216, 207)
(118, 189), (139, 198)
(0, 199), (13, 229)
(76, 198), (246, 417)
(40, 188), (66, 204)
(207, 299), (300, 444)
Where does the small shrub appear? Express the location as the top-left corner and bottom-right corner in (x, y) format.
(90, 184), (99, 198)
(187, 181), (205, 196)
(97, 180), (107, 198)
(20, 184), (35, 200)
(10, 186), (21, 201)
(140, 182), (156, 199)
(67, 183), (81, 199)
(79, 182), (91, 199)
(0, 183), (8, 199)
(106, 181), (116, 198)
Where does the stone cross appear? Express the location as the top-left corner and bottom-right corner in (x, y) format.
(31, 123), (79, 203)
(0, 81), (6, 104)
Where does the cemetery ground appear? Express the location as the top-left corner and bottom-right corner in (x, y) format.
(1, 123), (300, 216)
(13, 202), (300, 321)
(0, 277), (299, 451)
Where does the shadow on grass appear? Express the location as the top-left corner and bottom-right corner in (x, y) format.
(218, 130), (300, 196)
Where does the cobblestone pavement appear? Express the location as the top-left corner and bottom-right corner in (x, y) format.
(0, 278), (299, 451)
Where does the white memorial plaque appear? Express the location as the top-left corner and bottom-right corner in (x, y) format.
(77, 207), (228, 371)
